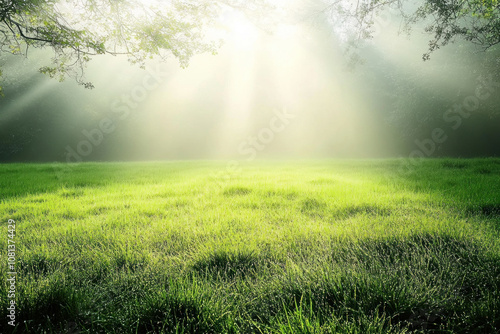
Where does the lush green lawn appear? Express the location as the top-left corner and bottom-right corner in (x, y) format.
(1, 159), (499, 333)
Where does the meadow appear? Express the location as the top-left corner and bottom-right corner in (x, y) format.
(0, 159), (499, 333)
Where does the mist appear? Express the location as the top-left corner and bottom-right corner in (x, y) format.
(1, 0), (499, 162)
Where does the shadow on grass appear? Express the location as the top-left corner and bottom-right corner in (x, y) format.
(0, 162), (197, 201)
(0, 277), (82, 334)
(136, 280), (237, 334)
(3, 234), (498, 333)
(466, 204), (500, 217)
(332, 205), (392, 219)
(246, 233), (500, 333)
(191, 250), (260, 279)
(223, 186), (252, 196)
(389, 158), (500, 221)
(300, 198), (326, 217)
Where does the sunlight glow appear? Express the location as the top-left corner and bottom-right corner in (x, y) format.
(219, 10), (260, 50)
(2, 1), (450, 161)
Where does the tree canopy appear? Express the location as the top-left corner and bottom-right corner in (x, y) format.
(0, 0), (224, 92)
(1, 0), (499, 95)
(322, 0), (500, 60)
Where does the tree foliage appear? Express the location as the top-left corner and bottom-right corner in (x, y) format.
(321, 0), (500, 59)
(1, 0), (498, 94)
(0, 0), (223, 90)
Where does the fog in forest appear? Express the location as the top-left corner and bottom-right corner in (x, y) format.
(1, 1), (499, 162)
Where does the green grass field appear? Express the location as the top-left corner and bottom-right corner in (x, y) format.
(1, 159), (499, 333)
